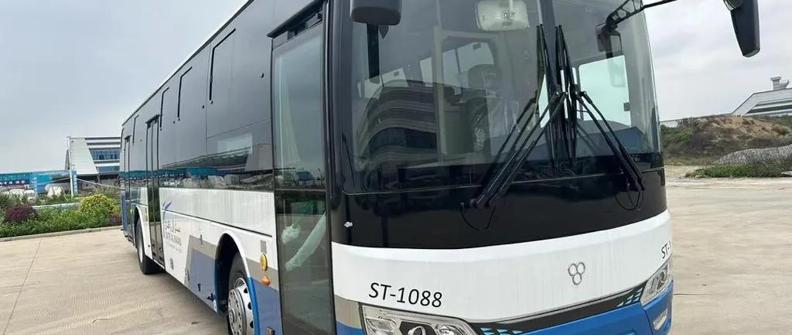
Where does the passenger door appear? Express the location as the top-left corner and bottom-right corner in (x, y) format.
(122, 136), (132, 236)
(271, 13), (334, 335)
(145, 116), (164, 264)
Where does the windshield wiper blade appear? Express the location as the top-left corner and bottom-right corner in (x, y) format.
(574, 88), (645, 195)
(468, 92), (567, 209)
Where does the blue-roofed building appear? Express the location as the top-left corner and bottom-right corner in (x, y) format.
(0, 170), (70, 194)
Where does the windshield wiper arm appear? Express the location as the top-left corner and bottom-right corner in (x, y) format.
(573, 87), (645, 194)
(554, 22), (645, 205)
(468, 92), (566, 209)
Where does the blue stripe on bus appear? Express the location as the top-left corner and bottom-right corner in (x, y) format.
(188, 250), (217, 309)
(643, 282), (673, 335)
(518, 284), (673, 335)
(248, 277), (261, 335)
(251, 279), (283, 335)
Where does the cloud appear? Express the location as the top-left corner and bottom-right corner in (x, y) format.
(646, 0), (792, 120)
(0, 0), (247, 173)
(0, 0), (788, 172)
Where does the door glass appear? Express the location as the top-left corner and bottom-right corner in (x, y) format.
(272, 25), (333, 335)
(146, 119), (163, 262)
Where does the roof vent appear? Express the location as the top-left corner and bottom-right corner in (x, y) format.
(771, 76), (789, 90)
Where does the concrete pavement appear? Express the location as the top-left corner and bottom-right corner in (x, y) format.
(667, 177), (792, 334)
(0, 229), (225, 335)
(0, 177), (791, 334)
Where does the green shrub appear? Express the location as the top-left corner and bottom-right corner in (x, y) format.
(0, 193), (24, 211)
(0, 194), (122, 238)
(38, 194), (76, 206)
(79, 194), (117, 219)
(4, 205), (36, 224)
(687, 159), (792, 178)
(0, 207), (119, 239)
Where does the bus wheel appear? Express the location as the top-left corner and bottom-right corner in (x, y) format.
(227, 253), (254, 335)
(135, 223), (160, 275)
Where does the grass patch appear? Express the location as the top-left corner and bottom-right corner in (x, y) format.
(687, 159), (792, 178)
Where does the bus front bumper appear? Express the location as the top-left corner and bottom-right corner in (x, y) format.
(518, 283), (673, 335)
(337, 283), (673, 335)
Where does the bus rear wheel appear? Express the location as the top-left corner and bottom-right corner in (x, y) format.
(135, 223), (160, 275)
(226, 253), (255, 335)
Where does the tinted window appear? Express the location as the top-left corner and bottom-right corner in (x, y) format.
(273, 30), (325, 189)
(210, 30), (236, 104)
(173, 60), (208, 164)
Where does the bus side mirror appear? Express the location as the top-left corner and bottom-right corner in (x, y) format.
(351, 0), (402, 26)
(725, 0), (760, 57)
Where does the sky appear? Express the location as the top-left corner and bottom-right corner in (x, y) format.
(0, 0), (789, 173)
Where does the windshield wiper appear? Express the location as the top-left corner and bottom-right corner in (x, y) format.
(574, 86), (645, 194)
(468, 92), (566, 209)
(467, 23), (645, 210)
(555, 24), (645, 207)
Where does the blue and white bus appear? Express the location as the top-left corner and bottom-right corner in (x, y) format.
(119, 1), (759, 334)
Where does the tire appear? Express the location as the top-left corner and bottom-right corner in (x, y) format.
(135, 222), (161, 275)
(226, 253), (255, 335)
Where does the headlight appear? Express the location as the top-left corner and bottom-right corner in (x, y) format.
(640, 258), (672, 305)
(362, 305), (477, 335)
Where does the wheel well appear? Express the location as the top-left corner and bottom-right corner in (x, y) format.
(133, 210), (141, 241)
(216, 234), (240, 313)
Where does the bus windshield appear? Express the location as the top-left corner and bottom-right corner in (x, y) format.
(335, 0), (661, 192)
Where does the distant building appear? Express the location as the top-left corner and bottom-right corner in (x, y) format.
(731, 76), (792, 117)
(662, 76), (792, 128)
(0, 137), (120, 196)
(65, 137), (121, 178)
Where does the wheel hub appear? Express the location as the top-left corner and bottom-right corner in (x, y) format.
(228, 277), (254, 335)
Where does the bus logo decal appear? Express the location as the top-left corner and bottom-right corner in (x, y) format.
(568, 262), (586, 286)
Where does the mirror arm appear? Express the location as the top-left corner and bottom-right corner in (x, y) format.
(600, 0), (680, 36)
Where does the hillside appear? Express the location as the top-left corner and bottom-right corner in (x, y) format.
(661, 116), (792, 165)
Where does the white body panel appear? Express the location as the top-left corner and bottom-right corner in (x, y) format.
(161, 188), (277, 236)
(332, 211), (672, 322)
(135, 187), (153, 259)
(134, 187), (278, 301)
(161, 210), (192, 282)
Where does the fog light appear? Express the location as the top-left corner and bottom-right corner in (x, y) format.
(652, 308), (669, 331)
(407, 325), (427, 335)
(437, 325), (466, 335)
